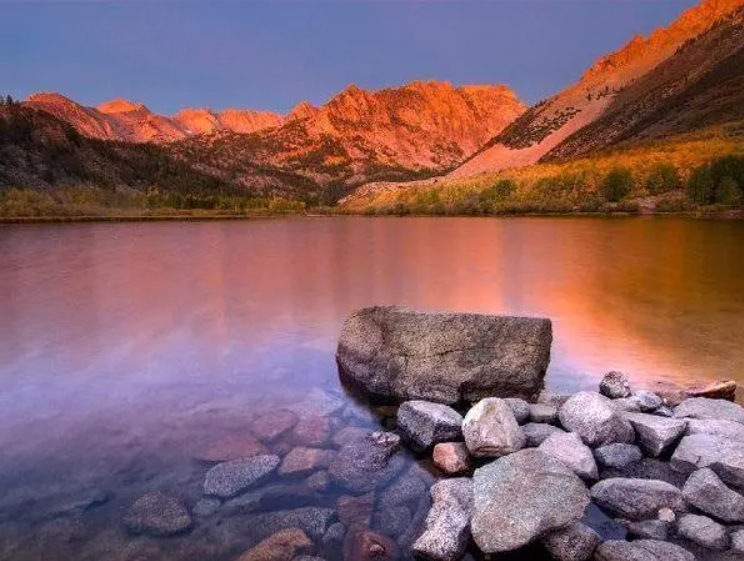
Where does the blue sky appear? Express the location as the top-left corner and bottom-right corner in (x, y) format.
(1, 0), (698, 115)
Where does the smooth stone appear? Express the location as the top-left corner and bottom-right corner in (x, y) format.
(523, 423), (566, 447)
(590, 478), (685, 520)
(396, 400), (463, 451)
(123, 492), (192, 536)
(538, 432), (598, 480)
(674, 397), (744, 425)
(671, 433), (744, 488)
(529, 403), (558, 424)
(237, 528), (314, 561)
(623, 412), (687, 457)
(682, 468), (744, 523)
(632, 390), (663, 413)
(412, 478), (473, 561)
(462, 398), (525, 458)
(600, 372), (632, 399)
(328, 431), (405, 493)
(594, 444), (643, 470)
(337, 492), (375, 528)
(685, 418), (744, 442)
(289, 416), (332, 447)
(541, 521), (601, 561)
(279, 448), (335, 476)
(559, 392), (635, 447)
(432, 442), (471, 475)
(252, 410), (299, 442)
(204, 455), (281, 499)
(504, 398), (531, 424)
(343, 528), (399, 561)
(677, 513), (729, 550)
(336, 306), (552, 404)
(594, 539), (694, 561)
(471, 449), (590, 553)
(732, 529), (744, 553)
(625, 519), (669, 540)
(194, 434), (270, 463)
(243, 507), (335, 543)
(192, 497), (221, 518)
(331, 427), (373, 448)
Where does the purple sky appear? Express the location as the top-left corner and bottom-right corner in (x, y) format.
(1, 0), (698, 115)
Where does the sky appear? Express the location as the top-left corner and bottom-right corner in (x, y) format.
(1, 0), (699, 116)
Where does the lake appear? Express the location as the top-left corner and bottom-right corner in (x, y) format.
(0, 216), (742, 560)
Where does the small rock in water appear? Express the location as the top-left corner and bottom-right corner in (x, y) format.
(674, 397), (744, 425)
(623, 412), (686, 457)
(529, 403), (558, 424)
(378, 465), (428, 511)
(559, 392), (635, 447)
(337, 492), (375, 528)
(288, 387), (345, 420)
(594, 539), (694, 561)
(251, 410), (299, 442)
(322, 522), (346, 549)
(541, 521), (601, 561)
(462, 398), (525, 458)
(504, 398), (530, 424)
(396, 400), (463, 451)
(305, 471), (331, 493)
(290, 416), (332, 447)
(203, 455), (281, 498)
(376, 505), (411, 539)
(590, 478), (685, 521)
(522, 423), (566, 447)
(676, 513), (729, 550)
(600, 372), (632, 399)
(124, 492), (192, 536)
(244, 507), (336, 543)
(412, 479), (473, 561)
(278, 447), (335, 476)
(343, 528), (399, 561)
(237, 528), (314, 561)
(538, 431), (598, 480)
(432, 442), (471, 475)
(632, 390), (663, 412)
(594, 444), (642, 470)
(194, 434), (270, 463)
(192, 497), (221, 518)
(682, 467), (744, 522)
(331, 426), (373, 448)
(328, 431), (405, 493)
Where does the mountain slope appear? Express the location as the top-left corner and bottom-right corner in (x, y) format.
(451, 0), (744, 178)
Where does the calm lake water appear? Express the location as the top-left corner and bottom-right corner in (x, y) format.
(0, 216), (743, 560)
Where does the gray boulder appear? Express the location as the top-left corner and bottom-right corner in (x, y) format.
(504, 398), (530, 424)
(538, 432), (598, 480)
(623, 413), (687, 457)
(396, 400), (463, 451)
(558, 392), (635, 447)
(600, 372), (632, 399)
(626, 519), (669, 540)
(632, 390), (663, 413)
(612, 397), (642, 413)
(541, 522), (601, 561)
(203, 455), (280, 499)
(677, 513), (729, 550)
(594, 540), (694, 561)
(590, 478), (685, 520)
(124, 492), (192, 536)
(336, 306), (552, 404)
(529, 403), (558, 424)
(462, 398), (525, 458)
(733, 529), (744, 553)
(682, 467), (744, 523)
(594, 444), (642, 470)
(328, 431), (405, 493)
(523, 423), (566, 447)
(412, 478), (473, 561)
(242, 507), (335, 543)
(671, 433), (744, 488)
(471, 449), (589, 553)
(685, 418), (744, 442)
(674, 397), (744, 425)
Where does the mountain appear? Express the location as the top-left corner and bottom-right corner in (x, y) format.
(451, 0), (744, 178)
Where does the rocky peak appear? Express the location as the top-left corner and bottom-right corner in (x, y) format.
(288, 101), (318, 121)
(97, 99), (148, 114)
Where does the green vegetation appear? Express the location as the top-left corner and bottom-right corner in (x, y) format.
(600, 166), (633, 202)
(685, 155), (744, 205)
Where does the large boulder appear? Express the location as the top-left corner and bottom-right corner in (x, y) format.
(396, 401), (463, 451)
(676, 513), (729, 550)
(336, 306), (552, 404)
(623, 413), (686, 457)
(682, 467), (744, 523)
(674, 397), (744, 425)
(685, 418), (744, 442)
(462, 398), (525, 458)
(594, 540), (694, 561)
(558, 392), (635, 447)
(471, 449), (589, 553)
(590, 478), (685, 520)
(538, 432), (598, 480)
(670, 433), (744, 488)
(412, 478), (473, 561)
(541, 522), (601, 561)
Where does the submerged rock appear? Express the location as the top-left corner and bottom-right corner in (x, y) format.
(124, 492), (192, 536)
(343, 528), (399, 561)
(237, 528), (314, 561)
(278, 447), (335, 476)
(462, 398), (525, 458)
(203, 455), (281, 499)
(471, 449), (589, 553)
(396, 400), (463, 451)
(590, 478), (685, 520)
(682, 467), (744, 523)
(559, 392), (634, 447)
(328, 431), (405, 493)
(251, 410), (299, 442)
(243, 507), (336, 543)
(600, 372), (632, 399)
(194, 434), (270, 463)
(336, 306), (552, 404)
(677, 513), (729, 550)
(541, 521), (601, 561)
(412, 478), (473, 561)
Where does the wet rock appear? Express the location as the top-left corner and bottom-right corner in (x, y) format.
(432, 442), (471, 475)
(538, 432), (598, 480)
(337, 492), (375, 528)
(632, 391), (663, 413)
(677, 513), (729, 550)
(378, 467), (428, 511)
(412, 478), (472, 561)
(194, 434), (270, 463)
(529, 403), (558, 424)
(328, 432), (405, 493)
(376, 505), (411, 540)
(732, 529), (744, 553)
(674, 397), (744, 425)
(288, 388), (345, 420)
(594, 444), (642, 470)
(623, 413), (686, 457)
(685, 418), (744, 442)
(252, 410), (300, 442)
(462, 398), (525, 458)
(559, 392), (635, 447)
(594, 539), (694, 561)
(123, 492), (192, 536)
(305, 471), (331, 493)
(244, 507), (336, 543)
(322, 522), (346, 549)
(204, 455), (281, 499)
(590, 478), (685, 520)
(600, 372), (632, 399)
(336, 306), (552, 404)
(671, 433), (744, 487)
(237, 528), (314, 561)
(471, 449), (590, 553)
(683, 467), (744, 524)
(279, 448), (335, 476)
(625, 519), (669, 540)
(396, 401), (463, 451)
(290, 416), (332, 447)
(331, 427), (373, 448)
(343, 528), (399, 561)
(192, 497), (221, 518)
(523, 422), (566, 447)
(294, 557), (325, 561)
(541, 521), (601, 561)
(504, 398), (530, 424)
